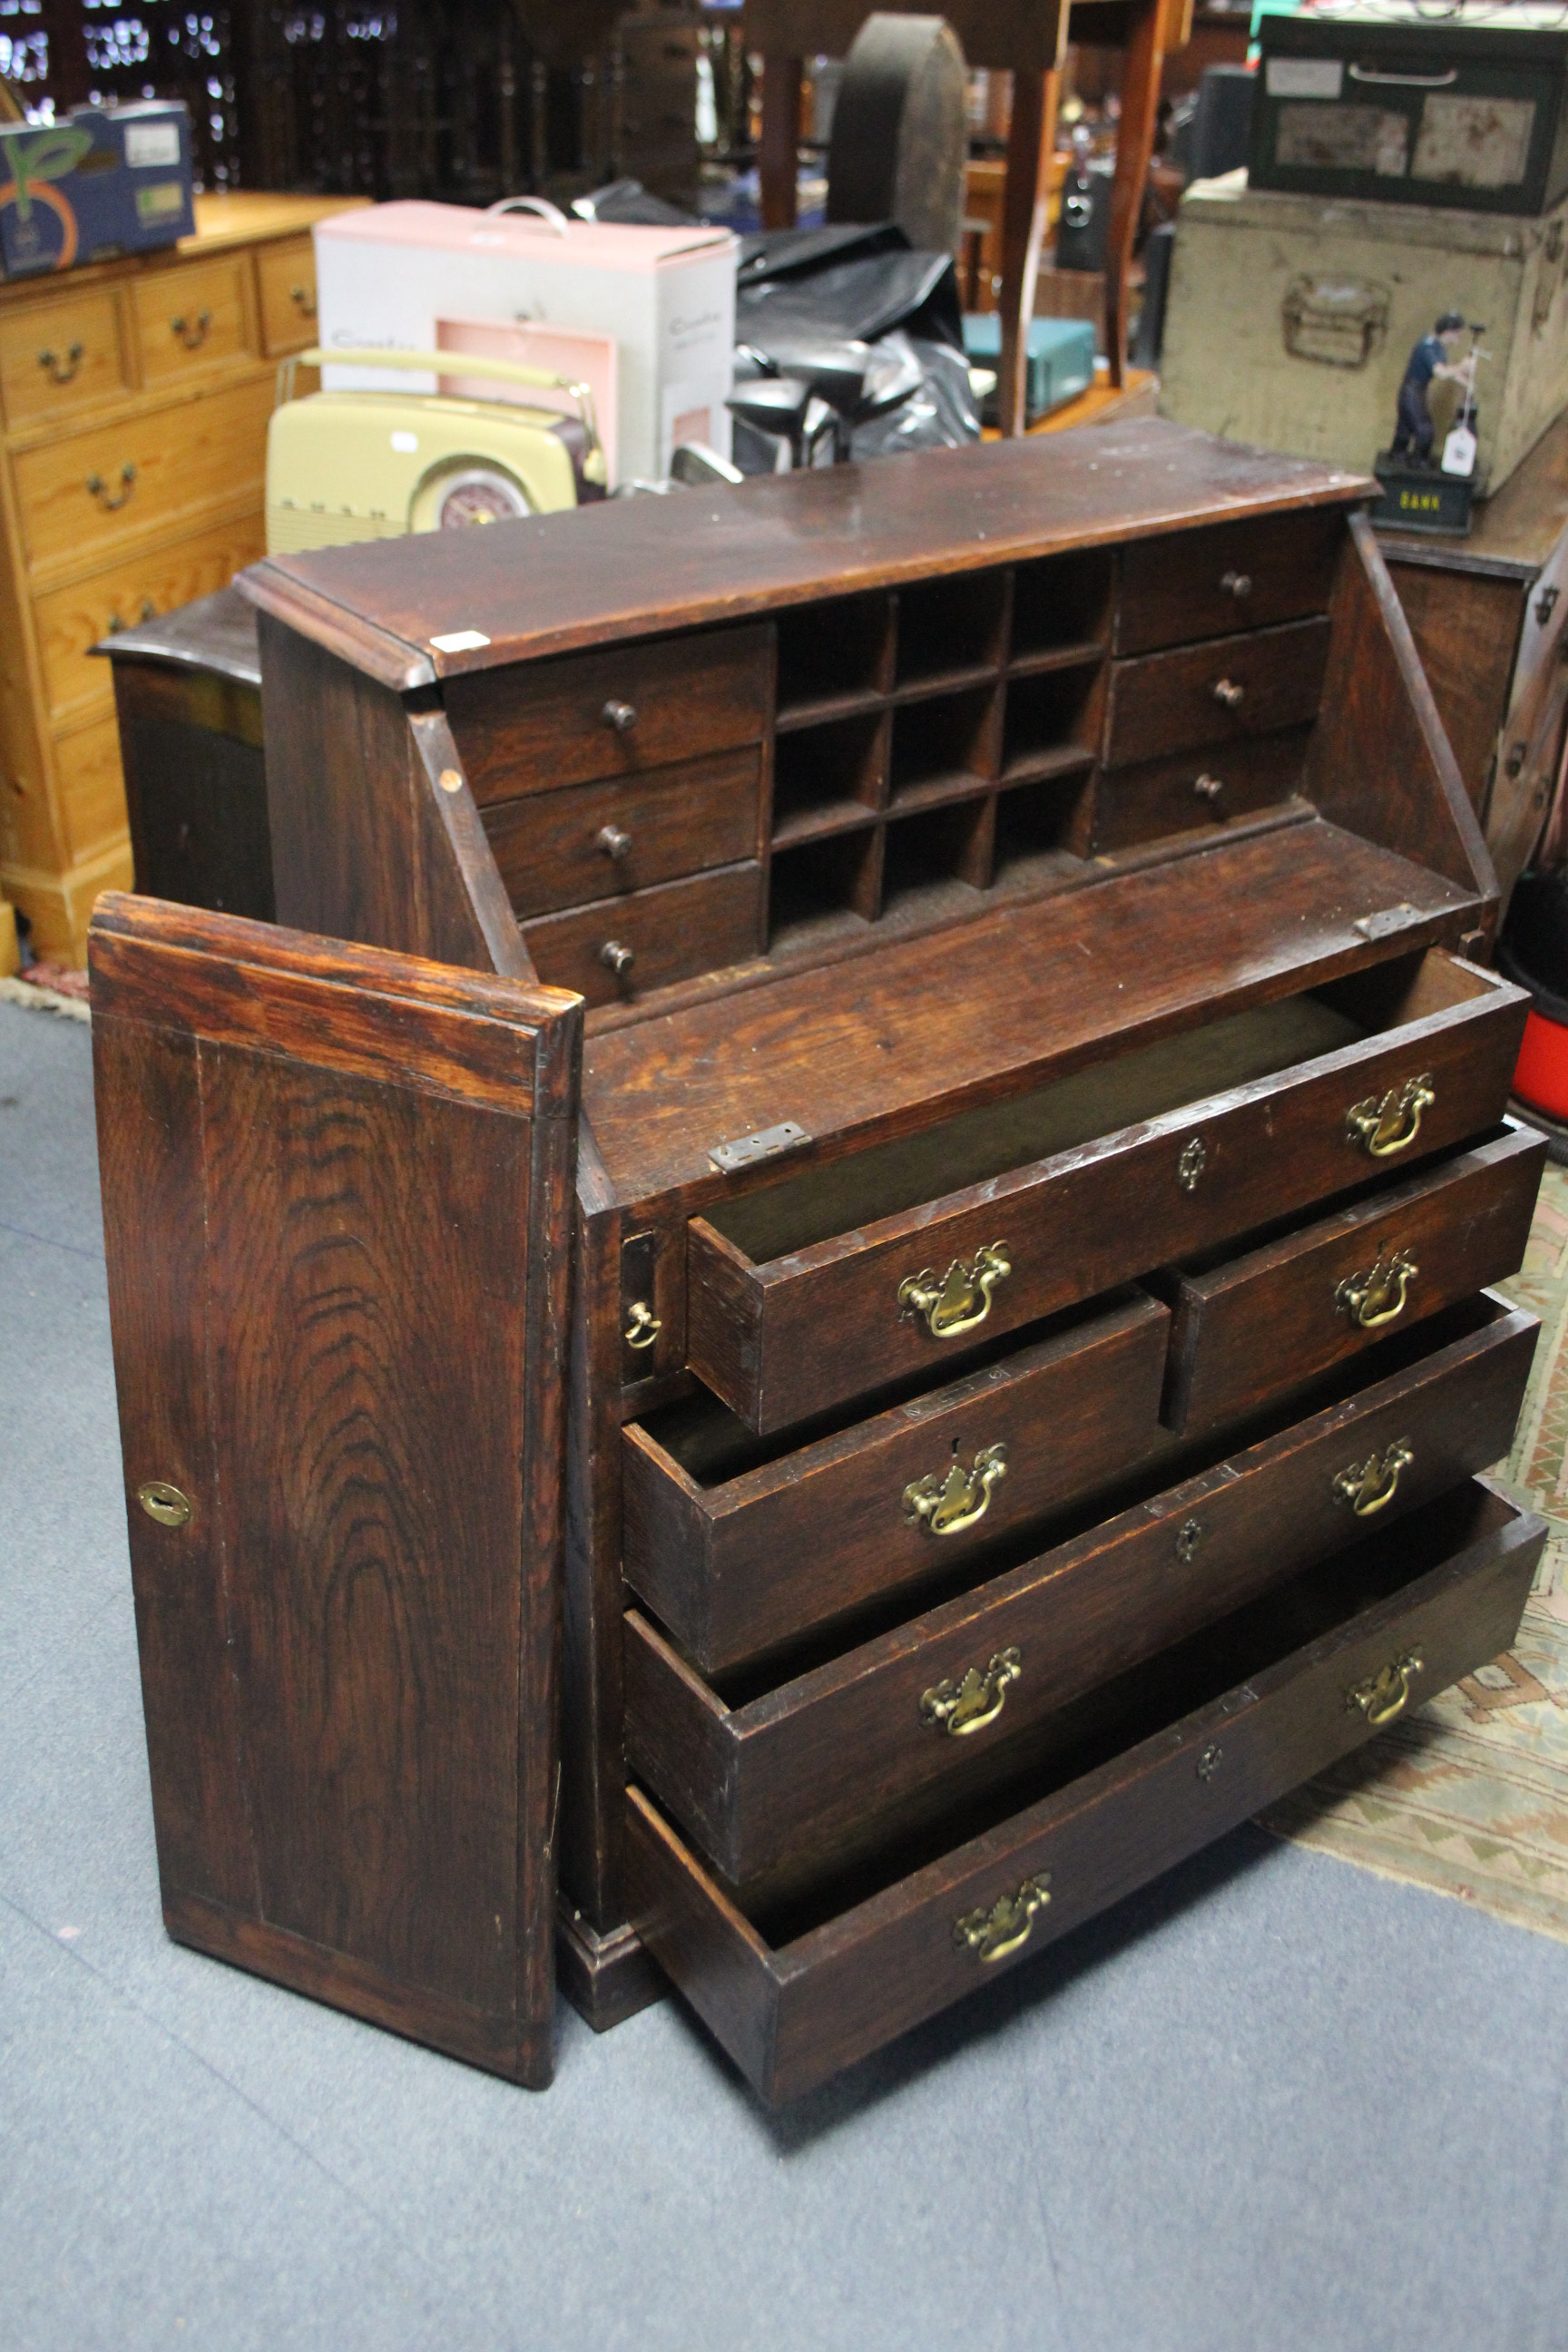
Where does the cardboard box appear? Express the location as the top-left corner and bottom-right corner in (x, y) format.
(314, 201), (737, 485)
(0, 103), (194, 279)
(1159, 170), (1568, 498)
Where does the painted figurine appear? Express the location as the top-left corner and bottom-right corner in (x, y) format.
(1391, 310), (1467, 466)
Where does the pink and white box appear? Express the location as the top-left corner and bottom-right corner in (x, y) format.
(313, 200), (737, 487)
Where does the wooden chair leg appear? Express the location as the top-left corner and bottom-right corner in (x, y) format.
(996, 67), (1059, 437)
(1102, 0), (1166, 388)
(760, 52), (804, 230)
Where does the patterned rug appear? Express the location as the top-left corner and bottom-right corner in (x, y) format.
(1261, 1162), (1568, 1942)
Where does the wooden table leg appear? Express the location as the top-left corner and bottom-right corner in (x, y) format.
(760, 51), (804, 230)
(997, 66), (1059, 438)
(1102, 0), (1166, 389)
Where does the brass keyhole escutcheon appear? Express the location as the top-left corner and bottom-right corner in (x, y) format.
(898, 1242), (1011, 1339)
(38, 340), (83, 383)
(1175, 1516), (1203, 1565)
(1196, 1742), (1223, 1780)
(1347, 1648), (1424, 1729)
(86, 463), (137, 512)
(1332, 1438), (1413, 1518)
(624, 1300), (662, 1350)
(1178, 1136), (1208, 1193)
(920, 1645), (1021, 1738)
(1346, 1074), (1435, 1160)
(954, 1871), (1052, 1965)
(138, 1479), (191, 1528)
(1336, 1247), (1417, 1331)
(903, 1444), (1007, 1538)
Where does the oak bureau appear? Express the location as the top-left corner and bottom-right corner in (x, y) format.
(92, 420), (1549, 2102)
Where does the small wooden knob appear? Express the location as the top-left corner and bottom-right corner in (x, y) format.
(1193, 773), (1224, 801)
(1212, 679), (1245, 709)
(1220, 570), (1252, 599)
(602, 699), (638, 731)
(599, 939), (635, 976)
(596, 825), (632, 860)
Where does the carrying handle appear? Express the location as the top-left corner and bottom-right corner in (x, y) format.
(486, 194), (573, 235)
(1348, 63), (1458, 87)
(276, 346), (606, 486)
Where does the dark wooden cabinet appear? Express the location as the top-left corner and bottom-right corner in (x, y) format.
(93, 421), (1549, 2102)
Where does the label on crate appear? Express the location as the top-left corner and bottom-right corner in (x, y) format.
(1266, 58), (1344, 100)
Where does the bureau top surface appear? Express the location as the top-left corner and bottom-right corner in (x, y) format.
(239, 421), (1371, 693)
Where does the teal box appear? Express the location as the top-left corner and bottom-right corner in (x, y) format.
(0, 102), (194, 279)
(963, 314), (1096, 424)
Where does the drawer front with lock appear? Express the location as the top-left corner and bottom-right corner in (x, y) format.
(687, 951), (1528, 1434)
(1161, 1121), (1544, 1436)
(524, 862), (764, 1006)
(486, 746), (761, 921)
(0, 287), (127, 429)
(625, 1482), (1545, 2103)
(34, 513), (265, 721)
(623, 1298), (1538, 1888)
(1104, 618), (1331, 770)
(1090, 726), (1313, 853)
(447, 625), (772, 801)
(14, 375), (275, 574)
(257, 238), (318, 357)
(134, 255), (250, 384)
(623, 1289), (1171, 1676)
(1115, 507), (1344, 656)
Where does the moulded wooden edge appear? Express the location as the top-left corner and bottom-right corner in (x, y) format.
(164, 1889), (553, 2087)
(554, 1900), (669, 2033)
(238, 559), (437, 692)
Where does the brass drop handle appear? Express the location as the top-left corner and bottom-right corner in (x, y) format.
(903, 1443), (1007, 1538)
(1336, 1247), (1417, 1331)
(1220, 569), (1252, 600)
(86, 464), (137, 512)
(624, 1300), (662, 1349)
(38, 340), (83, 384)
(1193, 773), (1224, 802)
(1347, 1647), (1424, 1729)
(1346, 1074), (1436, 1159)
(602, 699), (638, 731)
(171, 308), (212, 349)
(599, 939), (634, 977)
(1212, 677), (1246, 709)
(1333, 1438), (1413, 1518)
(898, 1241), (1011, 1339)
(954, 1871), (1051, 1965)
(290, 282), (317, 317)
(596, 824), (632, 861)
(921, 1645), (1021, 1738)
(107, 597), (156, 635)
(137, 1479), (191, 1527)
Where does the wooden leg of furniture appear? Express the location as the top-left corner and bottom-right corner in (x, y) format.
(556, 1900), (667, 2034)
(997, 67), (1059, 438)
(760, 52), (804, 230)
(1102, 0), (1166, 389)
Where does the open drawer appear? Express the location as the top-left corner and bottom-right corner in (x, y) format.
(625, 1481), (1546, 2106)
(624, 1297), (1539, 1891)
(686, 949), (1527, 1434)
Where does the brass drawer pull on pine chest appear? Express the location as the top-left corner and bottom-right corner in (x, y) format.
(1333, 1439), (1414, 1517)
(85, 463), (136, 513)
(1346, 1074), (1436, 1159)
(137, 1478), (191, 1528)
(38, 340), (83, 384)
(898, 1242), (1012, 1338)
(954, 1872), (1052, 1964)
(290, 282), (316, 317)
(1347, 1648), (1424, 1728)
(903, 1443), (1008, 1538)
(170, 309), (212, 349)
(920, 1645), (1022, 1738)
(1336, 1247), (1418, 1329)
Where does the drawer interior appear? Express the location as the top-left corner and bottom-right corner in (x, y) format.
(701, 948), (1486, 1269)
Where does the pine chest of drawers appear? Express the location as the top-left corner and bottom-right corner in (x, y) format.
(91, 422), (1550, 2102)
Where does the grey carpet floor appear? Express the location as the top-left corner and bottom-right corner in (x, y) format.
(3, 994), (1566, 2352)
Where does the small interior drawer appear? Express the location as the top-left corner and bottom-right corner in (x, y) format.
(686, 948), (1527, 1435)
(0, 287), (127, 429)
(256, 237), (318, 357)
(1160, 1120), (1544, 1436)
(485, 745), (760, 921)
(134, 254), (250, 382)
(1104, 617), (1331, 771)
(446, 624), (771, 801)
(1115, 506), (1344, 656)
(1089, 725), (1313, 855)
(624, 1288), (1171, 1677)
(523, 862), (763, 1006)
(624, 1296), (1538, 1893)
(625, 1480), (1544, 2104)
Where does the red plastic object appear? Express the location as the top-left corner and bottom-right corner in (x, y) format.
(1513, 1003), (1568, 1121)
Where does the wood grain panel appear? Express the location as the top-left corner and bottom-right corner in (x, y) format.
(134, 253), (250, 384)
(1089, 727), (1311, 854)
(34, 512), (266, 721)
(524, 864), (764, 1007)
(0, 284), (126, 429)
(257, 237), (318, 358)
